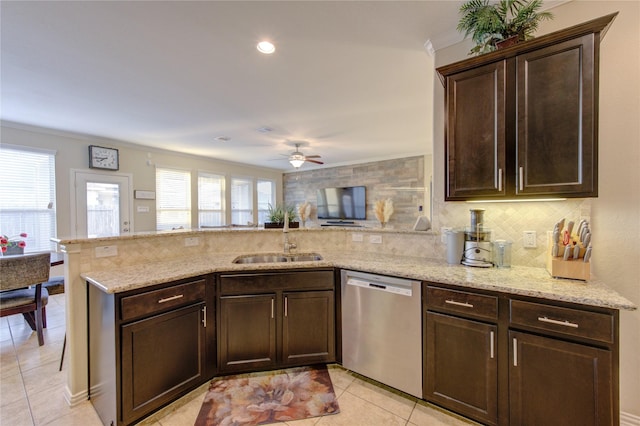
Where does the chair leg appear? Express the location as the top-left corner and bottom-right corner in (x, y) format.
(23, 312), (37, 331)
(42, 306), (47, 328)
(34, 284), (45, 346)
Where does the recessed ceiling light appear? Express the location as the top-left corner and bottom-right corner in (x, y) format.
(257, 126), (273, 133)
(214, 136), (231, 142)
(257, 41), (275, 54)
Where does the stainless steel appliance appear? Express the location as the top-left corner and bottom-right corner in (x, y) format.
(341, 270), (422, 398)
(462, 208), (493, 268)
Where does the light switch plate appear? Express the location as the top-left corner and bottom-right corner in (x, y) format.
(185, 237), (200, 247)
(95, 245), (118, 258)
(523, 231), (537, 248)
(369, 235), (382, 244)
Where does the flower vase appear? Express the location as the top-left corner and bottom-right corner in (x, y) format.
(5, 246), (24, 256)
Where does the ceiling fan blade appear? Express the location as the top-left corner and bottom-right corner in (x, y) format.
(305, 159), (324, 165)
(305, 155), (322, 159)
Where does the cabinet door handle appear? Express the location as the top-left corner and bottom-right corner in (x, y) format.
(513, 337), (518, 366)
(158, 294), (183, 304)
(202, 306), (206, 328)
(271, 298), (274, 319)
(445, 299), (474, 308)
(519, 167), (524, 191)
(498, 168), (503, 192)
(284, 296), (288, 317)
(537, 316), (579, 328)
(490, 331), (495, 359)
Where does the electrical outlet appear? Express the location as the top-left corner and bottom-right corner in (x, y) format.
(369, 235), (382, 244)
(351, 233), (364, 242)
(184, 237), (200, 247)
(441, 227), (452, 243)
(95, 245), (118, 258)
(523, 231), (537, 248)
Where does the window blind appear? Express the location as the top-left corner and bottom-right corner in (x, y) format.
(156, 167), (191, 230)
(0, 145), (57, 253)
(230, 177), (253, 226)
(198, 172), (225, 227)
(257, 179), (275, 224)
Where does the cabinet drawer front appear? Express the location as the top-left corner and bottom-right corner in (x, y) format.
(510, 300), (614, 344)
(219, 270), (334, 295)
(121, 279), (206, 321)
(427, 286), (497, 321)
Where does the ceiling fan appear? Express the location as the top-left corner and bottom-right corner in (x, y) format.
(286, 142), (324, 168)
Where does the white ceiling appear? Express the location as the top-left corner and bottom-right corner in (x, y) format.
(1, 1), (466, 171)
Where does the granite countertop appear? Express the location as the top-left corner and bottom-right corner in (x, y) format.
(82, 251), (636, 311)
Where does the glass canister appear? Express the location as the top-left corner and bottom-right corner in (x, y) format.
(492, 240), (512, 268)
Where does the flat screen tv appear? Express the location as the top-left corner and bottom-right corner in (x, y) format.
(316, 186), (366, 220)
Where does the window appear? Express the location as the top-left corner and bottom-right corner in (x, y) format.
(230, 177), (253, 225)
(257, 179), (275, 224)
(198, 172), (225, 227)
(156, 167), (191, 230)
(0, 144), (57, 253)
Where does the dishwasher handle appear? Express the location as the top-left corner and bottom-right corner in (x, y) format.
(346, 277), (413, 296)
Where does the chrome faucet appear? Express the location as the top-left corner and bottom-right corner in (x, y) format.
(283, 212), (297, 254)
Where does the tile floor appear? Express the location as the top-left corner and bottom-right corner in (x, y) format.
(1, 293), (476, 426)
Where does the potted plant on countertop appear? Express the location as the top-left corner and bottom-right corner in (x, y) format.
(457, 0), (553, 55)
(264, 204), (299, 229)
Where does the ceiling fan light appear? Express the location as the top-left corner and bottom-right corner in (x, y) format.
(289, 153), (305, 168)
(257, 41), (275, 54)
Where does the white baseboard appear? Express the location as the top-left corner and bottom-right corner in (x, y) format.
(622, 411), (640, 426)
(63, 385), (88, 407)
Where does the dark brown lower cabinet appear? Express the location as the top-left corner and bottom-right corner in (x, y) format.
(217, 269), (335, 374)
(509, 330), (613, 426)
(282, 290), (335, 365)
(121, 303), (206, 425)
(88, 276), (214, 426)
(425, 311), (498, 425)
(218, 294), (277, 371)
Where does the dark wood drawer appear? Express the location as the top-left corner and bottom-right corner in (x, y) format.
(120, 279), (206, 321)
(510, 300), (614, 344)
(426, 286), (498, 321)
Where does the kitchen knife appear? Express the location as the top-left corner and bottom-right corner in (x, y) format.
(576, 219), (586, 236)
(557, 219), (565, 235)
(580, 225), (589, 243)
(573, 243), (581, 259)
(583, 232), (591, 248)
(552, 242), (559, 257)
(566, 221), (575, 237)
(583, 244), (592, 263)
(563, 244), (572, 260)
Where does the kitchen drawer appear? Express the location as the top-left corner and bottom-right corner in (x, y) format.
(120, 279), (206, 321)
(510, 300), (614, 344)
(426, 286), (498, 321)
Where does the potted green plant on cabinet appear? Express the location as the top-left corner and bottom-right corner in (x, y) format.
(264, 204), (299, 228)
(457, 0), (553, 55)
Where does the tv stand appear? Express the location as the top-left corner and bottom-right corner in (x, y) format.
(321, 220), (362, 227)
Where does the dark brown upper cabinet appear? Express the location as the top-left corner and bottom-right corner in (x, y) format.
(437, 13), (617, 201)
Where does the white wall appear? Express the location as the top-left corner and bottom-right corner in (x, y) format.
(433, 0), (640, 418)
(0, 122), (283, 237)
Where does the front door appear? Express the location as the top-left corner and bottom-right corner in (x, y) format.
(71, 170), (133, 238)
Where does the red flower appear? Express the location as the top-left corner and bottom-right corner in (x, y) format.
(17, 241), (26, 248)
(0, 237), (7, 245)
(20, 233), (28, 238)
(1, 246), (6, 253)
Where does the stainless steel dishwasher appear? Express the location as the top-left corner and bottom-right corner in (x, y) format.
(341, 270), (422, 398)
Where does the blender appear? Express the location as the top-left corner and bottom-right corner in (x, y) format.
(462, 209), (493, 268)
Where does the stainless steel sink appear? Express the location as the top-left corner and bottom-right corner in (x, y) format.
(232, 253), (323, 264)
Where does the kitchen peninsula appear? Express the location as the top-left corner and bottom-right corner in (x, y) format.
(55, 227), (635, 426)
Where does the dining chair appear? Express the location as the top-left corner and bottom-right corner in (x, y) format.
(0, 252), (51, 346)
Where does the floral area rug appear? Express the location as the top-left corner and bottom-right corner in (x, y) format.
(194, 365), (340, 426)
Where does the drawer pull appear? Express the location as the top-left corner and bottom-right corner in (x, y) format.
(158, 294), (184, 304)
(445, 300), (474, 308)
(537, 316), (579, 328)
(202, 306), (206, 328)
(284, 296), (288, 317)
(513, 337), (518, 366)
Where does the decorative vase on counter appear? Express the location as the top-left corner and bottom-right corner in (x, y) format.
(3, 246), (25, 256)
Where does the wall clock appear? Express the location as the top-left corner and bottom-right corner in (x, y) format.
(89, 145), (119, 170)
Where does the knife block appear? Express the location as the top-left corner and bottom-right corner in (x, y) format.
(546, 233), (590, 281)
